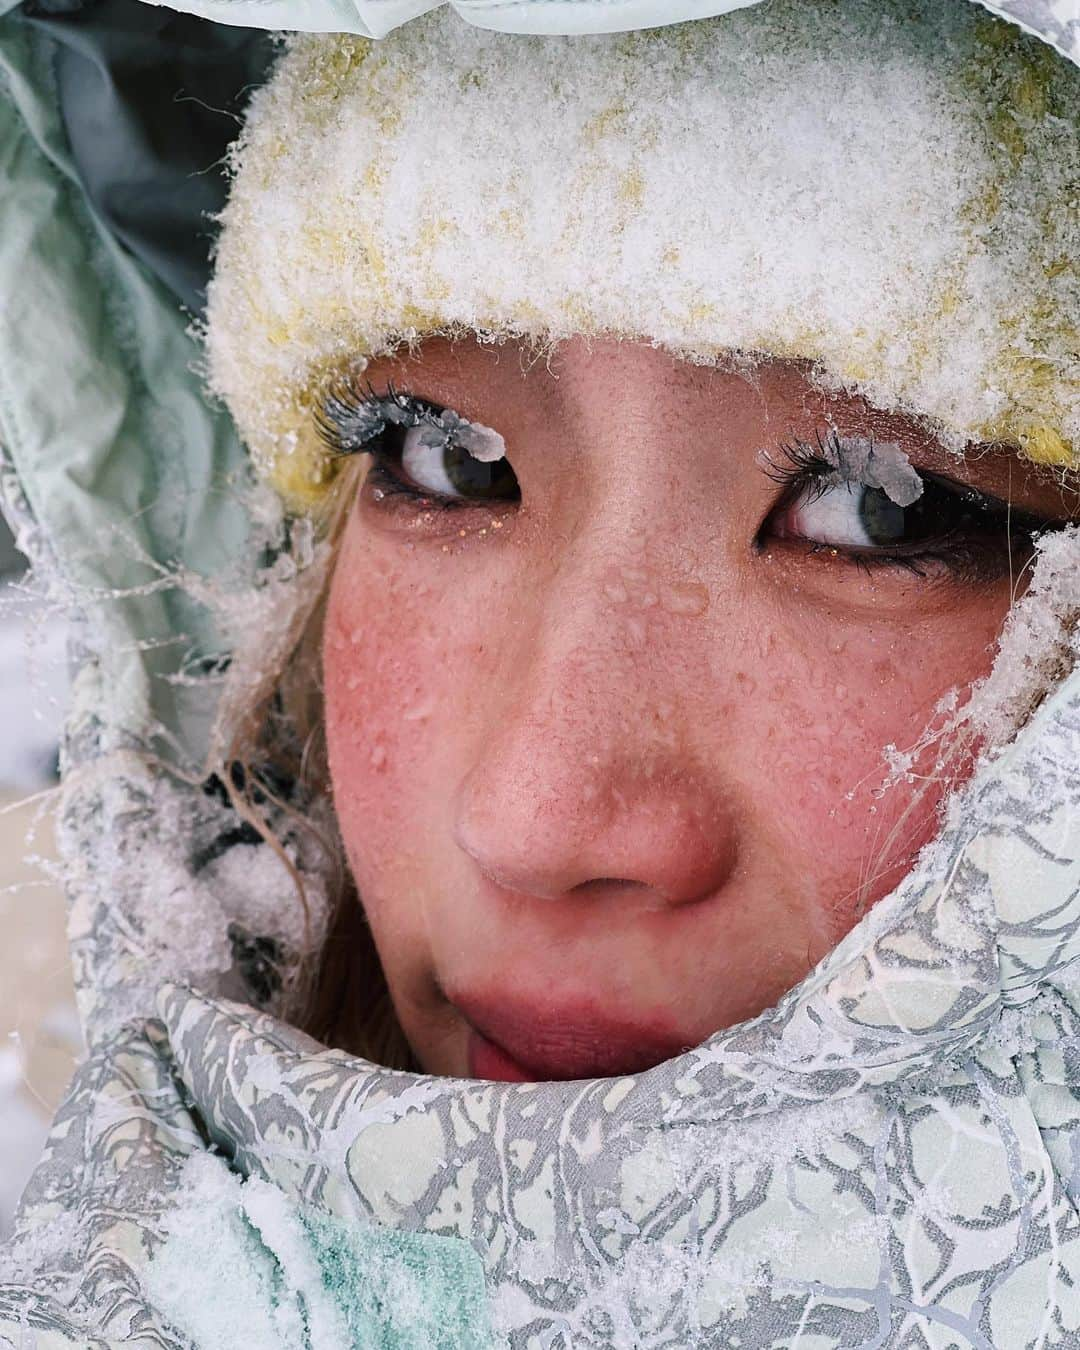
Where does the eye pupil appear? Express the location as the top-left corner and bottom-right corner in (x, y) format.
(859, 486), (907, 545)
(443, 441), (519, 500)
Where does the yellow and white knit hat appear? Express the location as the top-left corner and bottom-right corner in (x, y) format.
(205, 0), (1079, 508)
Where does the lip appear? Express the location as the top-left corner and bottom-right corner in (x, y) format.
(457, 993), (695, 1082)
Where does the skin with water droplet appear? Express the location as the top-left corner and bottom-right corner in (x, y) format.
(323, 337), (1022, 1076)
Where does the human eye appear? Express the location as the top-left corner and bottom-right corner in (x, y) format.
(759, 432), (1058, 582)
(316, 380), (520, 508)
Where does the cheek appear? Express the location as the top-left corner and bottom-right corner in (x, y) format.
(323, 535), (489, 896)
(748, 595), (1005, 937)
(325, 576), (430, 875)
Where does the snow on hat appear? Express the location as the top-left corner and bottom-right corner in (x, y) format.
(204, 0), (1079, 509)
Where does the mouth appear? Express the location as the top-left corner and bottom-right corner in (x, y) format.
(456, 993), (696, 1082)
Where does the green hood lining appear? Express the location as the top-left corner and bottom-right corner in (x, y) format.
(17, 0), (275, 313)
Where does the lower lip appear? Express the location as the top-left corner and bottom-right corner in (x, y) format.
(467, 1029), (540, 1082)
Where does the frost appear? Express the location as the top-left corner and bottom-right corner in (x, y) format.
(416, 409), (507, 462)
(446, 418), (507, 464)
(143, 1155), (495, 1350)
(1, 1206), (81, 1289)
(10, 474), (341, 1045)
(142, 1154), (350, 1350)
(825, 436), (923, 508)
(874, 526), (1080, 811)
(322, 387), (508, 466)
(962, 526), (1080, 748)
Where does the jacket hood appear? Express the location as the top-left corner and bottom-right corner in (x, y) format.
(115, 0), (1080, 55)
(1, 1), (1079, 1345)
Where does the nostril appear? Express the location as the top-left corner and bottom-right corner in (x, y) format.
(569, 877), (648, 895)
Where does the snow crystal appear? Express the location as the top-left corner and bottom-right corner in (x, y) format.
(414, 409), (507, 461)
(143, 1153), (351, 1350)
(447, 418), (507, 465)
(206, 0), (1079, 505)
(144, 1154), (496, 1350)
(960, 525), (1080, 750)
(826, 437), (923, 509)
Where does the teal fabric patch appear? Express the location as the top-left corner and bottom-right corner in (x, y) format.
(302, 1211), (495, 1350)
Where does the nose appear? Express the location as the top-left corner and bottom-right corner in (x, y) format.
(451, 625), (739, 911)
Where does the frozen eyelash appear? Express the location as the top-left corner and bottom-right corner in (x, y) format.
(761, 429), (928, 512)
(759, 430), (847, 504)
(315, 378), (509, 468)
(314, 377), (443, 457)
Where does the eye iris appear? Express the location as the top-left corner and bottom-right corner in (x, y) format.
(442, 442), (518, 499)
(859, 479), (992, 549)
(859, 486), (907, 545)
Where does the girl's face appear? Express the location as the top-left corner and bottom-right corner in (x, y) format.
(322, 337), (1074, 1082)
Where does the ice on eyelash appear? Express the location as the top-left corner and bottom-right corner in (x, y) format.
(821, 436), (923, 507)
(325, 392), (507, 464)
(417, 414), (506, 463)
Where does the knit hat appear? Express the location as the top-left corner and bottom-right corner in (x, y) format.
(205, 0), (1079, 509)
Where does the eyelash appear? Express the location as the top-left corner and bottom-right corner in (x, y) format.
(315, 378), (442, 455)
(760, 431), (840, 501)
(762, 430), (1045, 581)
(316, 379), (501, 515)
(317, 386), (1046, 579)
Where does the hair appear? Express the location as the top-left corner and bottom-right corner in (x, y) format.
(218, 455), (418, 1069)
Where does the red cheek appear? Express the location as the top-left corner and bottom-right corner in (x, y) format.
(324, 550), (488, 884)
(743, 619), (984, 944)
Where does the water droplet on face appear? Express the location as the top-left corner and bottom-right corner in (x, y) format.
(402, 697), (434, 722)
(661, 582), (709, 617)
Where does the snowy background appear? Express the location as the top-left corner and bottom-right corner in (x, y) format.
(0, 517), (78, 1239)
